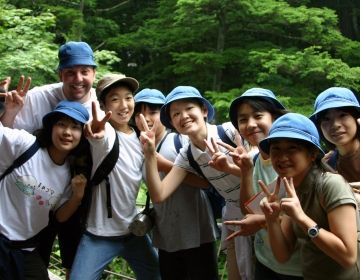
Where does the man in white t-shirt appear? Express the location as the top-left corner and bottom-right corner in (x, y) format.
(0, 41), (100, 279)
(0, 41), (99, 132)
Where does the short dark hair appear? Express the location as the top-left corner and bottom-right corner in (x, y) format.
(315, 107), (360, 151)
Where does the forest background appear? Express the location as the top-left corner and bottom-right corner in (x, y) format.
(1, 0), (360, 278)
(1, 0), (359, 121)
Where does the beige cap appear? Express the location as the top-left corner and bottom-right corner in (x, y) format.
(96, 73), (139, 100)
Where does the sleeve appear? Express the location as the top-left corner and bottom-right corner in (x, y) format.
(320, 173), (357, 211)
(0, 126), (36, 174)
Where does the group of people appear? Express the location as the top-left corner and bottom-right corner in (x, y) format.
(0, 40), (359, 280)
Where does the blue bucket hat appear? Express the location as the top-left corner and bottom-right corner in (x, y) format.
(309, 87), (360, 122)
(160, 86), (215, 130)
(42, 100), (89, 127)
(259, 113), (324, 156)
(134, 88), (165, 105)
(58, 41), (97, 70)
(229, 88), (285, 129)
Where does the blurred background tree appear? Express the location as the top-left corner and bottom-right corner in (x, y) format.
(2, 0), (359, 120)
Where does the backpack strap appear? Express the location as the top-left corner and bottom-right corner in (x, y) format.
(216, 125), (236, 148)
(173, 133), (182, 153)
(0, 140), (40, 182)
(91, 133), (120, 218)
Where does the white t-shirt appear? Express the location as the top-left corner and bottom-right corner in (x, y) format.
(0, 126), (72, 241)
(13, 82), (100, 132)
(86, 123), (144, 236)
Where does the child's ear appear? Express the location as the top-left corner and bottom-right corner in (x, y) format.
(201, 104), (208, 118)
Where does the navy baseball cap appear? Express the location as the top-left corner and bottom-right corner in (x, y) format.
(134, 88), (165, 105)
(160, 86), (215, 130)
(229, 88), (285, 129)
(58, 41), (97, 70)
(310, 87), (360, 122)
(43, 100), (89, 127)
(259, 113), (324, 156)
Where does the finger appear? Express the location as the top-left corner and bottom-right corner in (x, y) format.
(217, 141), (236, 152)
(273, 176), (281, 196)
(151, 117), (159, 133)
(22, 77), (31, 95)
(211, 137), (219, 153)
(204, 139), (215, 154)
(139, 114), (150, 131)
(226, 230), (241, 240)
(234, 130), (244, 147)
(100, 111), (112, 125)
(91, 102), (99, 122)
(357, 118), (360, 126)
(258, 180), (272, 197)
(16, 75), (25, 92)
(283, 177), (296, 198)
(223, 220), (242, 226)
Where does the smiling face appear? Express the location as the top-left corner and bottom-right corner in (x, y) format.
(237, 102), (274, 147)
(168, 99), (208, 137)
(51, 116), (83, 153)
(103, 85), (134, 132)
(59, 66), (96, 102)
(269, 139), (317, 186)
(320, 108), (359, 153)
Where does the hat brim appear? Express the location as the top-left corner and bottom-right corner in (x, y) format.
(43, 109), (88, 128)
(99, 77), (139, 99)
(58, 58), (97, 70)
(259, 130), (325, 156)
(160, 96), (215, 130)
(229, 96), (285, 129)
(310, 102), (360, 122)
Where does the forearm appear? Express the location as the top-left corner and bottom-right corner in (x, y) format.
(267, 218), (294, 263)
(296, 211), (357, 268)
(55, 195), (82, 223)
(0, 111), (16, 128)
(146, 153), (167, 203)
(240, 170), (255, 214)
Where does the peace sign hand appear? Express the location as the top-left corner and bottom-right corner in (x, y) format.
(139, 113), (158, 156)
(4, 75), (32, 114)
(279, 177), (305, 223)
(84, 102), (112, 139)
(205, 137), (230, 172)
(259, 177), (282, 222)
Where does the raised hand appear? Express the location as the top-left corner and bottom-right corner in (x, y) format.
(217, 132), (253, 174)
(259, 177), (282, 221)
(205, 137), (231, 172)
(279, 177), (304, 222)
(84, 101), (112, 139)
(4, 75), (31, 114)
(139, 113), (158, 156)
(71, 173), (87, 201)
